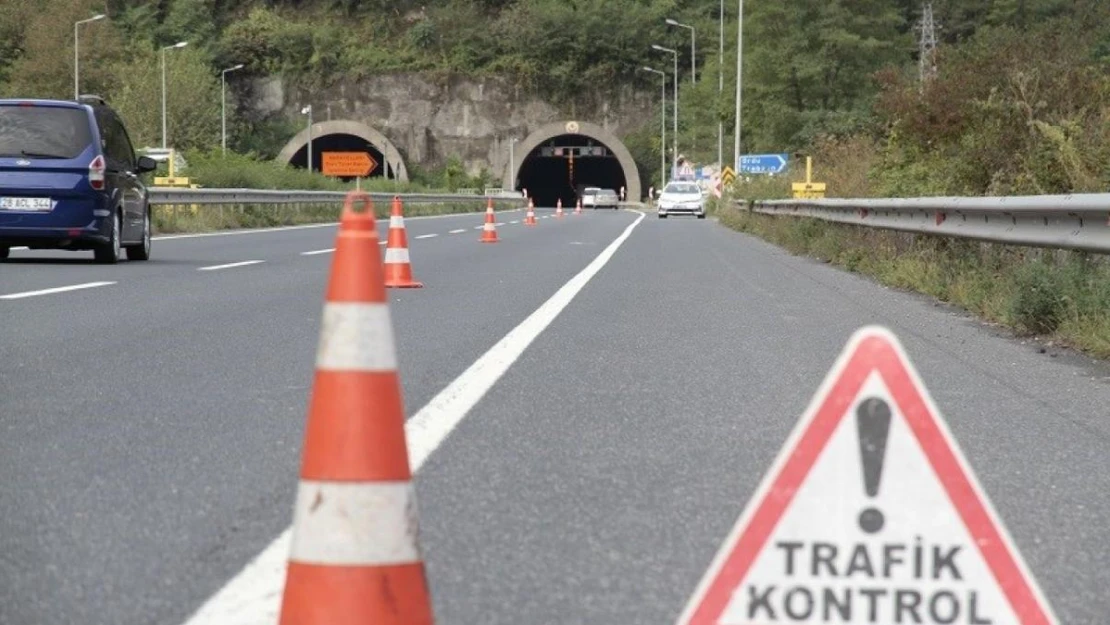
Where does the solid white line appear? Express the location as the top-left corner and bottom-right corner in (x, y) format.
(299, 248), (335, 256)
(289, 481), (418, 566)
(197, 260), (265, 272)
(179, 210), (646, 625)
(449, 229), (466, 234)
(0, 281), (116, 300)
(414, 233), (438, 239)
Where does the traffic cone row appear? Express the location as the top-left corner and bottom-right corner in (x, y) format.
(480, 198), (499, 243)
(555, 198), (564, 219)
(383, 196), (422, 288)
(574, 199), (582, 215)
(525, 199), (537, 226)
(280, 192), (434, 625)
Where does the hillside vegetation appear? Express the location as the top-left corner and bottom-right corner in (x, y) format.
(1, 0), (1110, 195)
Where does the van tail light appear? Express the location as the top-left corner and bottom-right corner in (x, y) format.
(89, 155), (105, 190)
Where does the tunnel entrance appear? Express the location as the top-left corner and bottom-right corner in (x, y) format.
(287, 133), (393, 179)
(276, 119), (409, 182)
(518, 134), (627, 208)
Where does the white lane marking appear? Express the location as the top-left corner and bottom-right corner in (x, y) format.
(290, 481), (418, 566)
(316, 303), (397, 371)
(0, 281), (116, 300)
(153, 208), (520, 241)
(179, 210), (646, 625)
(509, 220), (520, 224)
(197, 260), (265, 272)
(473, 226), (484, 230)
(299, 248), (335, 256)
(448, 229), (466, 234)
(414, 234), (438, 239)
(379, 240), (387, 245)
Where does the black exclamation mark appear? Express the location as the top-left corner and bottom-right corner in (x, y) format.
(856, 397), (892, 534)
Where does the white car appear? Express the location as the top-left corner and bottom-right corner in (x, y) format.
(657, 181), (706, 219)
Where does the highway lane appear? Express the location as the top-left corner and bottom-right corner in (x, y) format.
(414, 216), (1110, 623)
(4, 208), (1110, 624)
(0, 207), (634, 625)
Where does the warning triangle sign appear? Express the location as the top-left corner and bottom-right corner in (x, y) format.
(677, 326), (1058, 625)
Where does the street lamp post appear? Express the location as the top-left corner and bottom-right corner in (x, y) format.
(508, 137), (518, 190)
(301, 105), (313, 172)
(74, 14), (106, 100)
(734, 0), (743, 172)
(665, 19), (696, 84)
(161, 41), (188, 149)
(652, 44), (679, 179)
(639, 67), (666, 194)
(718, 0), (724, 168)
(220, 64), (244, 156)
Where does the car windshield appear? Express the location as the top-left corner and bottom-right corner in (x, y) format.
(0, 105), (92, 159)
(665, 183), (700, 194)
(583, 188), (599, 195)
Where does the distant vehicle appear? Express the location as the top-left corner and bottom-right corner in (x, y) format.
(657, 181), (706, 219)
(593, 188), (619, 209)
(0, 95), (157, 263)
(580, 186), (602, 209)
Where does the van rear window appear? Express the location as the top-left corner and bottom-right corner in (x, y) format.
(0, 106), (93, 159)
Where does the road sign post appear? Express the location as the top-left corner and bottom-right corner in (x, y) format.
(791, 155), (826, 199)
(321, 151), (377, 178)
(676, 326), (1058, 625)
(739, 153), (789, 175)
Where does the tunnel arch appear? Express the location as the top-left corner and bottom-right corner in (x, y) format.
(277, 120), (409, 182)
(506, 121), (641, 206)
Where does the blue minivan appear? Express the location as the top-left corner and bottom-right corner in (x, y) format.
(0, 96), (157, 263)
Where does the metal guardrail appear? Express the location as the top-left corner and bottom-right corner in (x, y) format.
(148, 188), (525, 206)
(745, 195), (1110, 254)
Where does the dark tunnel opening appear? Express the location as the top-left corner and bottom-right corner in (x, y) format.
(516, 134), (627, 208)
(288, 133), (393, 179)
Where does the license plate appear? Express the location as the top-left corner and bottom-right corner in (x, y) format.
(0, 197), (53, 211)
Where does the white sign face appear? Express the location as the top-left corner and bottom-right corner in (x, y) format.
(677, 326), (1058, 625)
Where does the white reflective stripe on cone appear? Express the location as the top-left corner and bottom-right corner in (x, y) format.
(484, 223), (495, 231)
(384, 247), (410, 264)
(315, 303), (398, 372)
(389, 216), (405, 228)
(289, 480), (420, 566)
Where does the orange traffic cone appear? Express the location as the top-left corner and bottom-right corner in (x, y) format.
(574, 198), (582, 215)
(383, 196), (423, 288)
(555, 198), (564, 218)
(525, 199), (537, 226)
(480, 198), (499, 243)
(278, 191), (434, 625)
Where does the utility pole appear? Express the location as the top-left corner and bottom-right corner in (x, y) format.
(916, 2), (938, 92)
(733, 0), (743, 172)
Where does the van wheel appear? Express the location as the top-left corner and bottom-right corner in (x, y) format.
(126, 208), (152, 261)
(94, 211), (121, 264)
(0, 247), (8, 259)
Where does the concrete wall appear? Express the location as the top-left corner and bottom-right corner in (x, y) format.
(247, 72), (654, 177)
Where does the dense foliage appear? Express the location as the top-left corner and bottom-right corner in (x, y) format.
(2, 0), (1110, 195)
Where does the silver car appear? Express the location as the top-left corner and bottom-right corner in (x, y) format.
(657, 181), (706, 218)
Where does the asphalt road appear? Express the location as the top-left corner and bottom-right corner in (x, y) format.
(2, 206), (1108, 624)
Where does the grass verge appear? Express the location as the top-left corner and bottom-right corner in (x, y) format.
(716, 203), (1110, 359)
(153, 201), (521, 234)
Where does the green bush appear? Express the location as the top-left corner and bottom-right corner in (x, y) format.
(1008, 260), (1066, 335)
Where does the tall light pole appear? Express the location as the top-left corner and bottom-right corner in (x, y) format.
(220, 63), (244, 157)
(734, 0), (743, 172)
(639, 66), (666, 193)
(508, 137), (518, 190)
(652, 44), (679, 179)
(665, 19), (696, 84)
(301, 105), (313, 172)
(718, 0), (724, 167)
(74, 14), (106, 100)
(161, 41), (188, 149)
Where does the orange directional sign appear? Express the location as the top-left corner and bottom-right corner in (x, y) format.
(321, 151), (377, 177)
(677, 326), (1058, 625)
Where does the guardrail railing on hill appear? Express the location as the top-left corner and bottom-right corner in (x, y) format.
(743, 195), (1110, 254)
(149, 188), (525, 205)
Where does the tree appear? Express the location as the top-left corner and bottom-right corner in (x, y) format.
(109, 47), (222, 151)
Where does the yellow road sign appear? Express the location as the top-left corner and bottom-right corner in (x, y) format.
(721, 166), (737, 186)
(792, 182), (827, 199)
